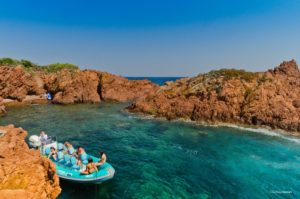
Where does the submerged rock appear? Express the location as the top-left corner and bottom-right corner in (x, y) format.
(128, 60), (300, 134)
(0, 125), (61, 199)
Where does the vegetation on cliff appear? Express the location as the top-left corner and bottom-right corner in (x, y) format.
(0, 57), (79, 72)
(205, 68), (257, 82)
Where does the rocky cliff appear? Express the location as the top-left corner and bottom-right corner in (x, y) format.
(0, 125), (61, 199)
(0, 66), (45, 101)
(128, 60), (300, 133)
(0, 65), (159, 109)
(100, 72), (159, 102)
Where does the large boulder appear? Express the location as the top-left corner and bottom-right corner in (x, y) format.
(0, 125), (61, 199)
(100, 72), (159, 102)
(43, 70), (101, 104)
(242, 60), (300, 131)
(0, 66), (45, 101)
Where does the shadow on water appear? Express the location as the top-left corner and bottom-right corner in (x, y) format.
(58, 180), (116, 199)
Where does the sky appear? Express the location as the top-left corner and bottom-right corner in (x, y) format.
(0, 0), (300, 76)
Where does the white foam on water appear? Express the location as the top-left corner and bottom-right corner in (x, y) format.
(216, 124), (300, 144)
(125, 111), (300, 144)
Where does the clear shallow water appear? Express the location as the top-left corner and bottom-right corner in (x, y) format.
(1, 103), (300, 199)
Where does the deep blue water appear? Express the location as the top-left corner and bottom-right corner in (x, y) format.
(126, 77), (183, 85)
(1, 103), (300, 199)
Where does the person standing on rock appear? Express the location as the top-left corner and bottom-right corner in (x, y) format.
(46, 92), (52, 100)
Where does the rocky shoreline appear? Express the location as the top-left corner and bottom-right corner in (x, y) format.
(2, 60), (300, 135)
(125, 107), (300, 138)
(0, 64), (159, 114)
(127, 60), (300, 135)
(0, 125), (61, 199)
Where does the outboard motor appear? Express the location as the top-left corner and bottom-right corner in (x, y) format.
(29, 135), (41, 148)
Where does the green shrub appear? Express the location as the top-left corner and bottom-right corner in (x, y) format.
(0, 57), (19, 66)
(206, 69), (256, 82)
(42, 63), (79, 72)
(0, 57), (80, 72)
(257, 74), (270, 84)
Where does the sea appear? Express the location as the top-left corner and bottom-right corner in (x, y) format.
(0, 77), (299, 198)
(126, 77), (182, 85)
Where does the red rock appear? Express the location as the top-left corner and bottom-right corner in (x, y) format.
(0, 65), (159, 105)
(0, 66), (45, 101)
(0, 125), (61, 199)
(43, 69), (101, 104)
(128, 60), (300, 134)
(100, 72), (159, 102)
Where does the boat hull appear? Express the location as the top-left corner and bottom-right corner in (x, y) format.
(54, 156), (115, 184)
(38, 141), (115, 184)
(56, 162), (115, 184)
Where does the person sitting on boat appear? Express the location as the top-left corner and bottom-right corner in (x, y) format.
(75, 146), (88, 165)
(95, 151), (107, 167)
(48, 147), (58, 161)
(64, 141), (75, 155)
(39, 131), (48, 145)
(80, 158), (98, 175)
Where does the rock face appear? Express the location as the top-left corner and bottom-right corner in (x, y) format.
(100, 72), (159, 102)
(0, 65), (159, 106)
(128, 60), (300, 133)
(0, 125), (61, 199)
(0, 97), (6, 115)
(42, 70), (102, 104)
(0, 66), (45, 101)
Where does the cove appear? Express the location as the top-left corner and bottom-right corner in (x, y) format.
(1, 103), (300, 199)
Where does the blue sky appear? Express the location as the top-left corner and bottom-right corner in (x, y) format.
(0, 0), (300, 76)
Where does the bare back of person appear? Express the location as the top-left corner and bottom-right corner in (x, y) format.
(81, 157), (98, 175)
(95, 151), (107, 167)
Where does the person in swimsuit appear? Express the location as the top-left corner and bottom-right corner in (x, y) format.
(81, 158), (98, 175)
(95, 151), (107, 167)
(64, 141), (75, 155)
(48, 147), (57, 160)
(75, 146), (87, 166)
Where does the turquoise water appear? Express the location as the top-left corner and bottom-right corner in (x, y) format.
(1, 103), (300, 199)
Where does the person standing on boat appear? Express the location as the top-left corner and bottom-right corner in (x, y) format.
(95, 151), (107, 167)
(39, 131), (48, 145)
